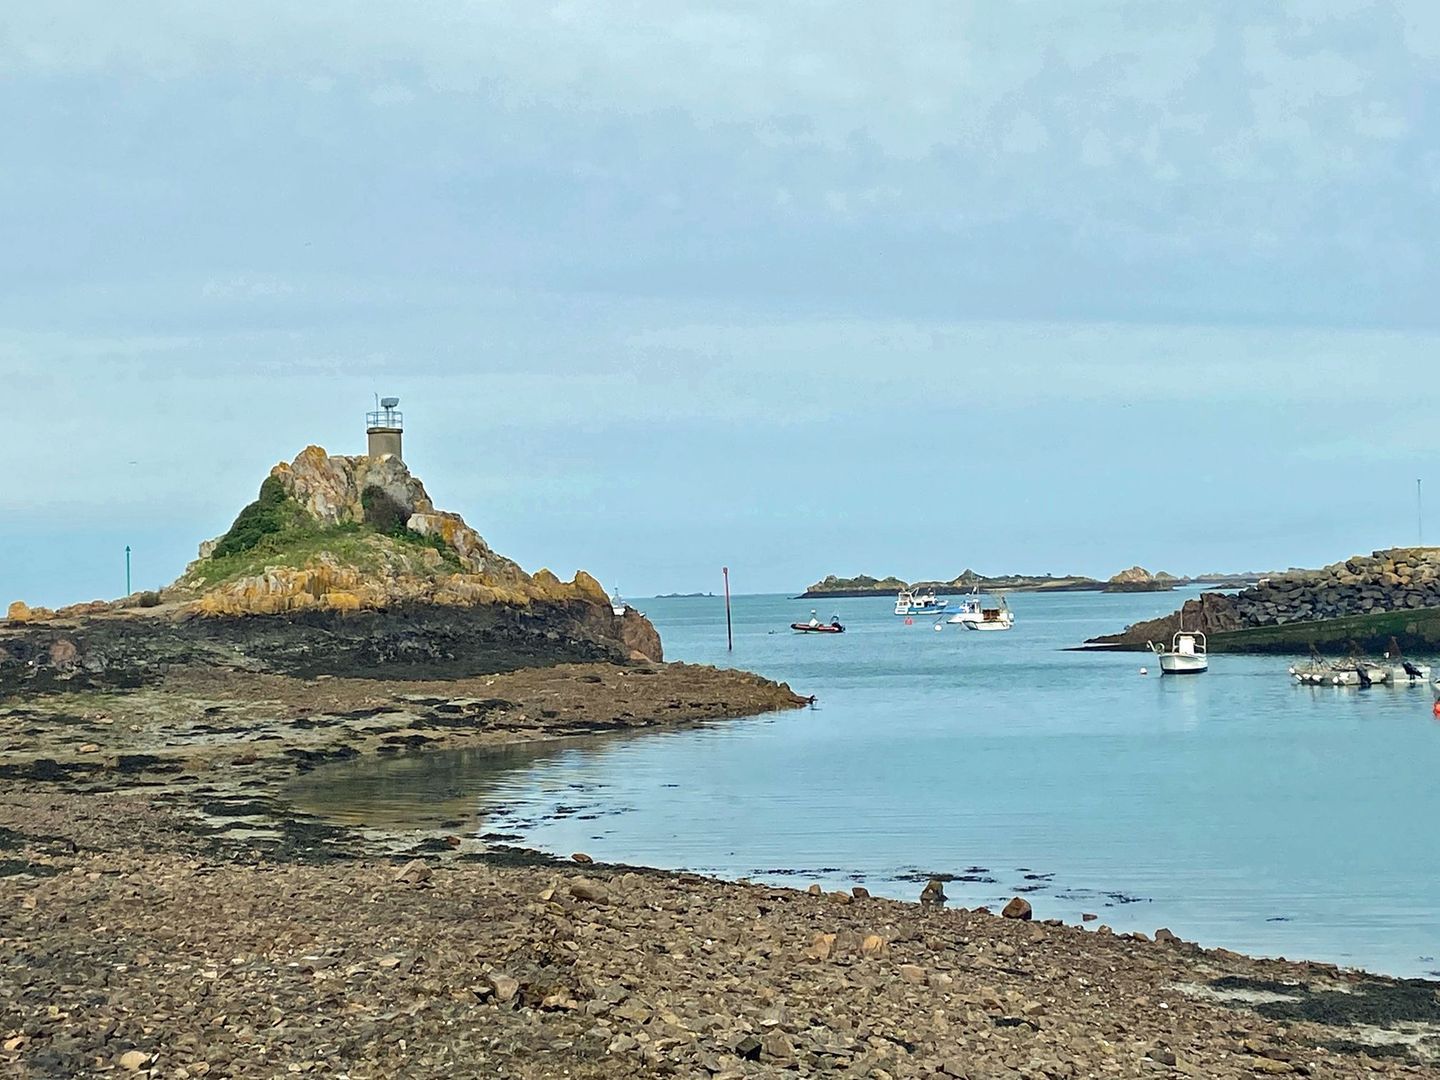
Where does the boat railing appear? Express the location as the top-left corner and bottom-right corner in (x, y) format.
(1173, 630), (1207, 654)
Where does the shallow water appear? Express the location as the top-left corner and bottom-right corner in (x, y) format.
(290, 589), (1440, 977)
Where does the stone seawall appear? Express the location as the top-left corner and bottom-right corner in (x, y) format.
(1089, 548), (1440, 651)
(1232, 548), (1440, 626)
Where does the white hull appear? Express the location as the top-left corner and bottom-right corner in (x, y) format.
(1295, 666), (1391, 686)
(899, 604), (948, 616)
(894, 588), (947, 616)
(1159, 653), (1208, 675)
(1151, 629), (1207, 675)
(963, 615), (1014, 632)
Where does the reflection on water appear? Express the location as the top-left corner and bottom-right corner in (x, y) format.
(286, 738), (616, 829)
(289, 590), (1440, 978)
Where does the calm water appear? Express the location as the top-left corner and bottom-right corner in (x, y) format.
(291, 590), (1440, 977)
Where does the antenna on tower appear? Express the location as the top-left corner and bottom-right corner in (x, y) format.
(365, 396), (404, 461)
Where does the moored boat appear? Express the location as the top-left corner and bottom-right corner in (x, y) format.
(895, 588), (948, 616)
(961, 592), (1015, 632)
(946, 591), (982, 625)
(1150, 628), (1207, 674)
(610, 587), (627, 617)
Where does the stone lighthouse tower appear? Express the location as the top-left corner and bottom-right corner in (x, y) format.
(366, 397), (403, 461)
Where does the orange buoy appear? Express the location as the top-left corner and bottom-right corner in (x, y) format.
(1432, 700), (1440, 719)
(904, 617), (914, 625)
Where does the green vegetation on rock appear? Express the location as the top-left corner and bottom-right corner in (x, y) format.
(210, 476), (307, 560)
(192, 476), (461, 593)
(190, 523), (461, 592)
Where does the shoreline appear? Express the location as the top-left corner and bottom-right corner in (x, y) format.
(5, 657), (1440, 1075)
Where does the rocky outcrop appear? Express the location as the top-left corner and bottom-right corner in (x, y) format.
(6, 444), (663, 672)
(800, 574), (910, 598)
(162, 447), (651, 657)
(1103, 567), (1175, 593)
(1091, 593), (1245, 649)
(265, 445), (528, 584)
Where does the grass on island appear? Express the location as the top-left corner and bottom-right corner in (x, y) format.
(1211, 606), (1440, 655)
(187, 478), (460, 591)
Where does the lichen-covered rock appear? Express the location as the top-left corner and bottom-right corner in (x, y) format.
(6, 601), (56, 624)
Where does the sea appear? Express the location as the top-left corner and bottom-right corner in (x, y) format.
(290, 589), (1440, 979)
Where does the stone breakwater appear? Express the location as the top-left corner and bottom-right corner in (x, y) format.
(1231, 548), (1440, 627)
(1091, 547), (1440, 650)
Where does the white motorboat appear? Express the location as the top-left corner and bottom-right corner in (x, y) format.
(610, 587), (627, 617)
(1150, 629), (1207, 674)
(895, 588), (948, 616)
(960, 593), (1015, 632)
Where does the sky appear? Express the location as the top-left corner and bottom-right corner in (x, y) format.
(3, 1), (1439, 605)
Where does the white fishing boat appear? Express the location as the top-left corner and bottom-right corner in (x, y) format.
(1149, 629), (1207, 674)
(895, 588), (948, 616)
(610, 587), (627, 617)
(946, 591), (982, 625)
(961, 593), (1015, 632)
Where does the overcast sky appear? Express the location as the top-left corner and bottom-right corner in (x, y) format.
(3, 1), (1439, 604)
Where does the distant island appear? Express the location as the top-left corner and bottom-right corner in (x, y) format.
(655, 591), (715, 598)
(799, 568), (1261, 599)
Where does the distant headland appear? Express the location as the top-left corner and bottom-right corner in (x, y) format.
(798, 568), (1260, 599)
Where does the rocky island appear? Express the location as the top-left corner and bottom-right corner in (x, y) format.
(1088, 547), (1440, 654)
(800, 566), (1235, 598)
(4, 425), (1438, 1076)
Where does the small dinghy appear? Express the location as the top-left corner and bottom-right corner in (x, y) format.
(792, 610), (845, 634)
